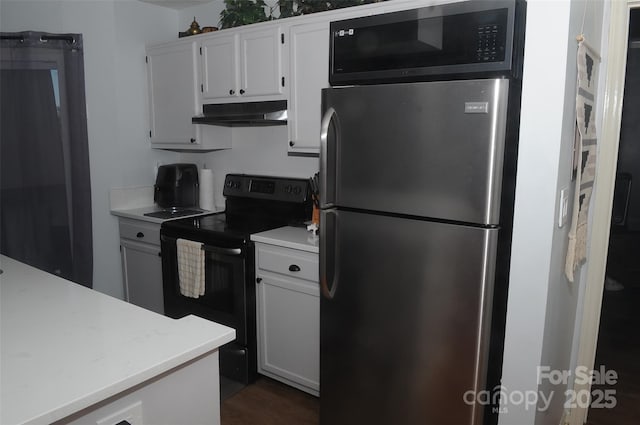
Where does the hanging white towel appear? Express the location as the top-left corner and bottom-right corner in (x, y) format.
(176, 238), (205, 298)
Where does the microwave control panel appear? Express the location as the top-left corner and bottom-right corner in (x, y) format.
(477, 24), (500, 62)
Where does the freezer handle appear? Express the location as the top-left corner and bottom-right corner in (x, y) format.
(320, 209), (338, 300)
(320, 106), (337, 208)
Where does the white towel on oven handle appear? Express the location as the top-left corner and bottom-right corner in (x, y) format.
(176, 238), (205, 298)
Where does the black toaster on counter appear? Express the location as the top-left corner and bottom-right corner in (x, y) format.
(154, 163), (199, 208)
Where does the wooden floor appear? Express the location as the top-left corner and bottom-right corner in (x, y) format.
(221, 377), (319, 425)
(586, 232), (640, 425)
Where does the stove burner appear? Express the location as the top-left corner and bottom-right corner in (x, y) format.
(143, 207), (205, 219)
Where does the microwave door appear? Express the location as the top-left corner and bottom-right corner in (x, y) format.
(328, 0), (521, 85)
(320, 78), (509, 226)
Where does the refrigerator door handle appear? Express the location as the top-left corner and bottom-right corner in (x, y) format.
(320, 107), (337, 208)
(320, 209), (338, 299)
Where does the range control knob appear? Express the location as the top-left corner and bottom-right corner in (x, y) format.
(293, 186), (301, 195)
(285, 185), (293, 193)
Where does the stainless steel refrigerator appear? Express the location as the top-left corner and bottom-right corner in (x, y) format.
(319, 78), (513, 425)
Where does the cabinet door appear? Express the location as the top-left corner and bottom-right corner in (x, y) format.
(201, 34), (239, 100)
(256, 273), (319, 394)
(240, 26), (283, 97)
(146, 41), (200, 146)
(288, 21), (329, 155)
(121, 239), (164, 315)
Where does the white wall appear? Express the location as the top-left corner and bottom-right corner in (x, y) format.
(180, 126), (319, 208)
(535, 1), (604, 424)
(177, 0), (280, 31)
(0, 0), (181, 298)
(569, 0), (611, 384)
(499, 1), (605, 424)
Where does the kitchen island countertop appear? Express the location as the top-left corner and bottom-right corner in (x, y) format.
(0, 255), (235, 425)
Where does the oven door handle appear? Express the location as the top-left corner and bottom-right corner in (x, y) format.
(161, 235), (243, 256)
(201, 244), (242, 256)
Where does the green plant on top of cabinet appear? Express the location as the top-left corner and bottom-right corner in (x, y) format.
(218, 0), (390, 27)
(201, 26), (285, 102)
(219, 0), (270, 28)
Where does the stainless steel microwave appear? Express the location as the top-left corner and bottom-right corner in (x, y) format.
(329, 0), (526, 85)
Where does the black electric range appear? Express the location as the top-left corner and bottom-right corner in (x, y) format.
(160, 174), (312, 384)
(161, 210), (306, 247)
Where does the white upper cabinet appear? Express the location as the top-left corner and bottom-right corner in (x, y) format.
(201, 34), (239, 100)
(240, 26), (284, 98)
(146, 40), (231, 151)
(146, 41), (201, 146)
(287, 20), (329, 156)
(144, 0), (427, 151)
(201, 26), (284, 102)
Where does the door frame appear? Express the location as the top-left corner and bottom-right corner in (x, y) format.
(571, 1), (640, 424)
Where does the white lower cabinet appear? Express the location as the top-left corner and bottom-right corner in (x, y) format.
(62, 352), (221, 425)
(119, 218), (164, 315)
(255, 243), (319, 396)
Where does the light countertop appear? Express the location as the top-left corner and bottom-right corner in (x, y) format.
(109, 185), (220, 224)
(110, 205), (218, 224)
(251, 226), (319, 253)
(0, 255), (235, 425)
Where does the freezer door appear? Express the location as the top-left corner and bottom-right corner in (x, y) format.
(320, 209), (498, 425)
(320, 79), (509, 225)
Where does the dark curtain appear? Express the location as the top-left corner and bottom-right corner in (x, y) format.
(1, 31), (93, 287)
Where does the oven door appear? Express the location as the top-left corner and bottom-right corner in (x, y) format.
(161, 234), (257, 383)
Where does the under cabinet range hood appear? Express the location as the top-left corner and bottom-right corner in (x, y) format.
(192, 100), (287, 126)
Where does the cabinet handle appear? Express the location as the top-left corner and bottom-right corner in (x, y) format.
(256, 277), (262, 283)
(289, 141), (295, 147)
(229, 89), (235, 95)
(239, 89), (245, 95)
(289, 264), (301, 272)
(190, 138), (196, 143)
(136, 232), (144, 238)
